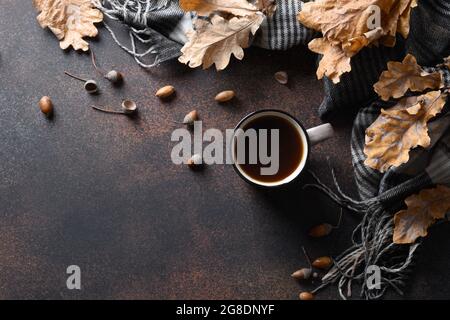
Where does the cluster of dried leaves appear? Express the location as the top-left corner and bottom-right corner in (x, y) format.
(178, 0), (276, 71)
(298, 0), (418, 83)
(364, 54), (448, 173)
(364, 54), (450, 244)
(33, 0), (103, 51)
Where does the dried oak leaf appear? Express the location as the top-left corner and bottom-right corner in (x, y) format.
(179, 14), (264, 71)
(364, 90), (447, 172)
(374, 54), (443, 101)
(179, 0), (259, 16)
(255, 0), (277, 16)
(33, 0), (103, 51)
(393, 185), (450, 244)
(308, 38), (351, 84)
(298, 0), (417, 83)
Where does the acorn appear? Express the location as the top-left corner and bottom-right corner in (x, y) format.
(156, 85), (175, 99)
(91, 50), (124, 84)
(121, 99), (137, 114)
(308, 209), (343, 238)
(308, 223), (333, 238)
(274, 71), (288, 84)
(299, 292), (315, 300)
(83, 80), (99, 94)
(39, 96), (53, 116)
(312, 256), (333, 270)
(183, 110), (198, 125)
(291, 268), (312, 280)
(215, 90), (235, 103)
(187, 154), (202, 168)
(105, 70), (124, 84)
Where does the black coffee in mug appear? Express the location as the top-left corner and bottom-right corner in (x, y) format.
(232, 110), (334, 188)
(236, 114), (304, 183)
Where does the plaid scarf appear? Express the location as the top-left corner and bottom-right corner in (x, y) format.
(94, 0), (317, 66)
(96, 0), (450, 299)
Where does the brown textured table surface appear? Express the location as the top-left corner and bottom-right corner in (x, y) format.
(0, 1), (449, 300)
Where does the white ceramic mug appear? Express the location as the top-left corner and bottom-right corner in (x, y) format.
(231, 109), (334, 188)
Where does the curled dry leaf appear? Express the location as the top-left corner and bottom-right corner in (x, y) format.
(298, 0), (418, 83)
(33, 0), (103, 51)
(374, 54), (443, 101)
(393, 185), (450, 244)
(364, 90), (447, 172)
(179, 14), (264, 71)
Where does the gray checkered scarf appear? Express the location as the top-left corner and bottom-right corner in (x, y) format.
(93, 0), (317, 67)
(95, 0), (450, 299)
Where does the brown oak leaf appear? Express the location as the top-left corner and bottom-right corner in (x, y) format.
(364, 90), (447, 172)
(33, 0), (103, 51)
(179, 14), (264, 71)
(298, 0), (417, 83)
(179, 0), (259, 17)
(393, 185), (450, 244)
(374, 54), (443, 101)
(308, 38), (351, 84)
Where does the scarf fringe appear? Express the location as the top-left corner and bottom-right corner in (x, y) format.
(305, 168), (424, 300)
(93, 0), (184, 68)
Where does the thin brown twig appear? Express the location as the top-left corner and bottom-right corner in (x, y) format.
(301, 246), (312, 268)
(91, 105), (125, 114)
(90, 50), (105, 75)
(64, 71), (87, 83)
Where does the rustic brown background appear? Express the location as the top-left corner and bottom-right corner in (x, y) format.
(0, 1), (449, 300)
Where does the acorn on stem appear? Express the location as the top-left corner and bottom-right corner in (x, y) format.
(64, 71), (98, 94)
(291, 268), (312, 280)
(308, 208), (343, 238)
(91, 99), (137, 115)
(91, 50), (123, 84)
(291, 246), (313, 281)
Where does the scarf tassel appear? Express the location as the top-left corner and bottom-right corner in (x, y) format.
(305, 168), (430, 299)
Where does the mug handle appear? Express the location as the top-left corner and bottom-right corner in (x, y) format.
(306, 123), (335, 146)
